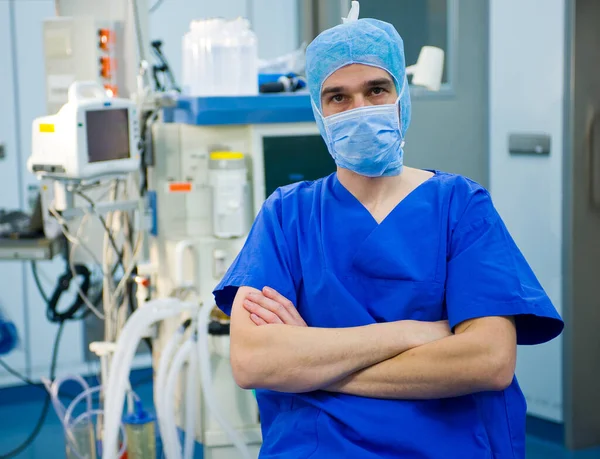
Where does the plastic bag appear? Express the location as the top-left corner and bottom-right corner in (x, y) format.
(258, 42), (307, 76)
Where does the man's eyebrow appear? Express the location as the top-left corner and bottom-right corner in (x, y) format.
(321, 85), (346, 97)
(321, 78), (394, 98)
(363, 78), (394, 89)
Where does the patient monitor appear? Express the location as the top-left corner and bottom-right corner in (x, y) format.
(28, 81), (140, 180)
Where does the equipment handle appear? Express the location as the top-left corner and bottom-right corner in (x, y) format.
(585, 106), (600, 209)
(174, 240), (198, 290)
(68, 81), (109, 102)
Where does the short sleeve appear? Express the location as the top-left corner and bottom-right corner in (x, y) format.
(212, 191), (298, 316)
(446, 189), (564, 345)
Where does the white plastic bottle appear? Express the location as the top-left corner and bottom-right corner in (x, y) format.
(208, 151), (249, 238)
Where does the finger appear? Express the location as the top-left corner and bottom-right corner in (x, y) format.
(262, 287), (307, 326)
(262, 287), (292, 307)
(250, 313), (268, 326)
(262, 287), (307, 325)
(248, 292), (295, 324)
(243, 299), (283, 324)
(244, 300), (282, 324)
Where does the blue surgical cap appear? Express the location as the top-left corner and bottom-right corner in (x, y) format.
(306, 18), (411, 136)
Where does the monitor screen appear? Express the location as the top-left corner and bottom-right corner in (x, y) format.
(86, 108), (130, 163)
(262, 135), (336, 197)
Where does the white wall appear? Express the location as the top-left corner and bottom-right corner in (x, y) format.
(489, 0), (565, 422)
(13, 0), (87, 376)
(0, 0), (117, 385)
(0, 0), (28, 386)
(150, 0), (300, 86)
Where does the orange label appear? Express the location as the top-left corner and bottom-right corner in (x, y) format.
(168, 182), (192, 193)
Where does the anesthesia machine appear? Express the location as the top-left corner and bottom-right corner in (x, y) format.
(26, 86), (335, 459)
(22, 24), (337, 459)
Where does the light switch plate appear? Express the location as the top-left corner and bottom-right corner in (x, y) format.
(508, 133), (551, 155)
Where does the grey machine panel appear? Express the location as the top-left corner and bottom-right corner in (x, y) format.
(0, 237), (64, 261)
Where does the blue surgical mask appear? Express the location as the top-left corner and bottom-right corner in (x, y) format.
(314, 94), (405, 177)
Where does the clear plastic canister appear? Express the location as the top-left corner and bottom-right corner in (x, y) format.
(65, 418), (96, 459)
(122, 401), (157, 459)
(182, 17), (258, 96)
(208, 151), (249, 239)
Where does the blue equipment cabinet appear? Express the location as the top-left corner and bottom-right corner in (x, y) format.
(162, 92), (315, 126)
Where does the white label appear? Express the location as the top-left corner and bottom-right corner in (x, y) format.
(45, 28), (72, 58)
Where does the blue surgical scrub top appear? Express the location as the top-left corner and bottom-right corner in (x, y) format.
(213, 171), (564, 459)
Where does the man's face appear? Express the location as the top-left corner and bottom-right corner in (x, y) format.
(320, 64), (398, 117)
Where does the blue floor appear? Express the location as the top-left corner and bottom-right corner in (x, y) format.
(525, 438), (600, 459)
(1, 374), (600, 458)
(0, 371), (156, 459)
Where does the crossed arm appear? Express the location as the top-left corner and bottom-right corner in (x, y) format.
(230, 286), (517, 399)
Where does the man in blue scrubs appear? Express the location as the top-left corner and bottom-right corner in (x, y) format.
(213, 13), (563, 459)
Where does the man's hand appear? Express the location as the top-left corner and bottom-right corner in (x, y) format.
(243, 287), (307, 327)
(242, 287), (452, 349)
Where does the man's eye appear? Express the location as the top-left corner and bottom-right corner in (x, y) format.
(331, 94), (345, 103)
(371, 87), (386, 95)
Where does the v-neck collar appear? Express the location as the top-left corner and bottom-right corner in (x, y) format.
(332, 170), (440, 226)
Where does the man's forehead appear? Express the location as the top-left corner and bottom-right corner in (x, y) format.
(323, 64), (393, 85)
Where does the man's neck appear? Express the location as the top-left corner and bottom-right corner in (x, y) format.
(337, 167), (435, 223)
(337, 167), (407, 208)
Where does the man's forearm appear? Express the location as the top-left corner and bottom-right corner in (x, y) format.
(326, 318), (516, 399)
(232, 321), (418, 393)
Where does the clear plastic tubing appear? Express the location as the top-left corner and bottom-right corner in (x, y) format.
(164, 339), (193, 459)
(42, 378), (70, 426)
(48, 374), (92, 423)
(64, 386), (103, 428)
(156, 326), (186, 458)
(183, 339), (198, 459)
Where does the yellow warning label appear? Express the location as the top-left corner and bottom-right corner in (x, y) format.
(39, 124), (55, 133)
(210, 151), (244, 161)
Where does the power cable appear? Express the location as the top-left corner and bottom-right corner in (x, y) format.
(149, 0), (165, 14)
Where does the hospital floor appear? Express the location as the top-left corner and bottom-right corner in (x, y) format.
(1, 373), (600, 459)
